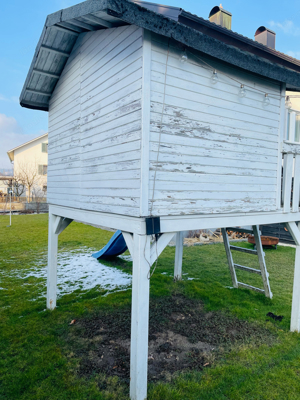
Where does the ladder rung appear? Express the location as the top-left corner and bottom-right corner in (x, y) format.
(237, 282), (265, 294)
(234, 264), (262, 275)
(230, 245), (258, 255)
(226, 227), (261, 235)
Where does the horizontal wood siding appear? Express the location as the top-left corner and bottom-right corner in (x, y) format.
(149, 33), (281, 216)
(48, 26), (143, 216)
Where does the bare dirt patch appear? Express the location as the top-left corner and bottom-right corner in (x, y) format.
(65, 295), (275, 384)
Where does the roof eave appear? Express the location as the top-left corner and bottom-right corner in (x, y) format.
(20, 0), (300, 111)
(7, 133), (48, 157)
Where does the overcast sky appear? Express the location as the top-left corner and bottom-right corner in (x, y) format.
(1, 0), (300, 168)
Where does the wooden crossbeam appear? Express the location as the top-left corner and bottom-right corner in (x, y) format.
(26, 89), (52, 97)
(69, 19), (97, 31)
(81, 14), (113, 28)
(54, 217), (73, 235)
(32, 69), (60, 79)
(122, 231), (134, 257)
(51, 25), (79, 36)
(55, 21), (84, 33)
(40, 45), (71, 57)
(150, 232), (175, 266)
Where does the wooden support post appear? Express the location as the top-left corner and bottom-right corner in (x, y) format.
(47, 212), (59, 310)
(47, 211), (73, 310)
(130, 234), (150, 400)
(221, 228), (238, 288)
(174, 232), (183, 280)
(286, 222), (300, 332)
(291, 245), (300, 332)
(252, 225), (272, 298)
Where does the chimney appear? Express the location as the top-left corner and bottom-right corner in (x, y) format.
(209, 5), (232, 30)
(255, 26), (276, 49)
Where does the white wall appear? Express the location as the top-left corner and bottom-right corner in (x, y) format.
(48, 25), (144, 216)
(286, 91), (300, 111)
(148, 33), (281, 216)
(47, 27), (283, 218)
(14, 135), (48, 197)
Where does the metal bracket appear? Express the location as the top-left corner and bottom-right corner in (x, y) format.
(145, 217), (160, 235)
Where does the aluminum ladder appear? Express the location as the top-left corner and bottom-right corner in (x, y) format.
(222, 226), (272, 298)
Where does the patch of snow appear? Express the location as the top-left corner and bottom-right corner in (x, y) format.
(2, 249), (132, 299)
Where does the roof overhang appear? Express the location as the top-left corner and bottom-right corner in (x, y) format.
(20, 0), (300, 112)
(7, 133), (48, 162)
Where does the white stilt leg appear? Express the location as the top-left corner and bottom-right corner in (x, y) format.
(286, 222), (300, 332)
(130, 234), (150, 400)
(174, 232), (183, 280)
(291, 246), (300, 332)
(47, 212), (59, 310)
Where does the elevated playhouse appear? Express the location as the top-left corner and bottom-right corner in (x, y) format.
(20, 1), (300, 398)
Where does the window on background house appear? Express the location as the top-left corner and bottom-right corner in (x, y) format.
(295, 114), (300, 142)
(38, 165), (47, 175)
(41, 143), (48, 153)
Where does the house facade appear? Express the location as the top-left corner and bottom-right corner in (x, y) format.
(7, 133), (48, 199)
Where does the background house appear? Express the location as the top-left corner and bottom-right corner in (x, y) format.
(7, 133), (48, 199)
(0, 169), (13, 197)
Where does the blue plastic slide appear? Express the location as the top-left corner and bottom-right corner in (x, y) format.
(92, 230), (128, 259)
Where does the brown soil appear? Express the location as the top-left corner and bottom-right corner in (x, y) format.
(66, 295), (275, 384)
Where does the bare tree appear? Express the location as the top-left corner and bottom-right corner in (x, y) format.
(13, 177), (26, 200)
(14, 160), (42, 202)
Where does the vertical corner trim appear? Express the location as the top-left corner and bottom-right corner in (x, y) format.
(140, 28), (152, 217)
(276, 82), (286, 210)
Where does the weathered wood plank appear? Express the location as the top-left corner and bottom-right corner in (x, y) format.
(48, 26), (142, 217)
(151, 33), (281, 96)
(282, 142), (300, 155)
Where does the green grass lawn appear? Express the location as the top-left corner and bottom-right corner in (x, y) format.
(1, 214), (300, 399)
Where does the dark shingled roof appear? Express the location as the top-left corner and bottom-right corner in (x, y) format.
(20, 0), (300, 111)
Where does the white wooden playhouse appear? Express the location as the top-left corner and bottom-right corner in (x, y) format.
(20, 1), (300, 398)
